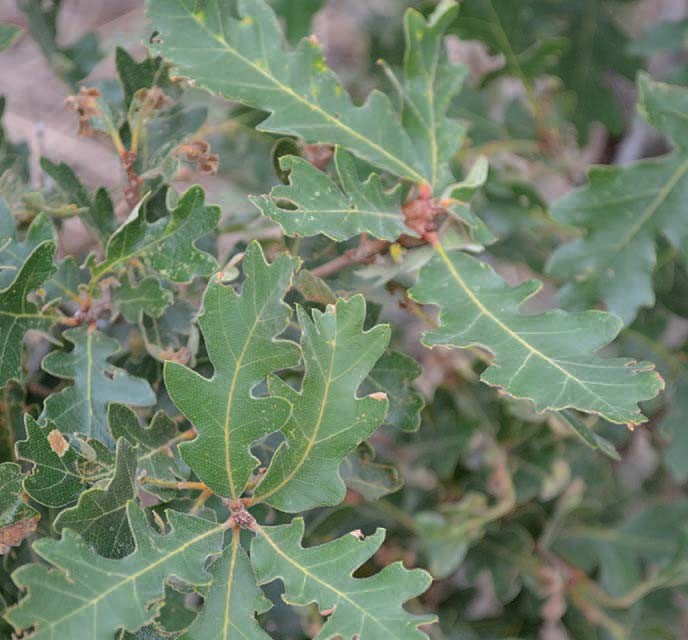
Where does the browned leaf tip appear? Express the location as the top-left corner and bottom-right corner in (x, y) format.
(47, 429), (69, 457)
(64, 87), (102, 136)
(0, 515), (40, 553)
(137, 86), (172, 111)
(175, 139), (219, 174)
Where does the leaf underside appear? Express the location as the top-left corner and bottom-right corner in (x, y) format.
(410, 244), (664, 424)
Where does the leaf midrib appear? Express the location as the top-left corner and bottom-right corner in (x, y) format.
(254, 327), (337, 504)
(222, 533), (240, 640)
(607, 157), (688, 261)
(433, 243), (618, 416)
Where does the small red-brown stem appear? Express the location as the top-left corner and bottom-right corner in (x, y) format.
(26, 382), (54, 399)
(310, 238), (389, 278)
(121, 150), (142, 209)
(424, 230), (439, 245)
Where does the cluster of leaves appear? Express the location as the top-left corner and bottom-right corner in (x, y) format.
(0, 0), (687, 638)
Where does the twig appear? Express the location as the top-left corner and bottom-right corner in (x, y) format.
(142, 478), (208, 491)
(310, 237), (389, 278)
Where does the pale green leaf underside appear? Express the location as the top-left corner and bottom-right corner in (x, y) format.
(251, 147), (408, 241)
(252, 518), (434, 639)
(165, 241), (299, 499)
(7, 503), (224, 640)
(253, 295), (390, 513)
(547, 74), (688, 325)
(41, 327), (156, 444)
(410, 244), (664, 424)
(182, 534), (271, 640)
(147, 0), (431, 183)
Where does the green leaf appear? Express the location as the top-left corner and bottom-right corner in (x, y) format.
(0, 198), (82, 301)
(417, 492), (513, 579)
(40, 158), (116, 244)
(0, 196), (56, 281)
(6, 502), (225, 640)
(361, 350), (425, 432)
(0, 96), (29, 180)
(253, 296), (389, 512)
(1, 214), (56, 294)
(408, 388), (476, 479)
(547, 75), (688, 325)
(54, 438), (137, 559)
(0, 380), (25, 462)
(252, 518), (434, 638)
(141, 300), (196, 362)
(182, 534), (271, 639)
(387, 0), (466, 191)
(556, 409), (620, 461)
(41, 327), (156, 443)
(340, 442), (403, 501)
(165, 241), (299, 498)
(115, 47), (175, 109)
(89, 185), (219, 286)
(114, 276), (173, 322)
(251, 147), (408, 241)
(464, 525), (534, 604)
(555, 502), (688, 598)
(410, 243), (664, 424)
(17, 415), (114, 508)
(0, 24), (22, 52)
(0, 462), (39, 553)
(452, 0), (566, 83)
(659, 374), (688, 483)
(0, 241), (57, 388)
(109, 403), (188, 500)
(629, 18), (688, 57)
(155, 585), (198, 635)
(18, 0), (102, 88)
(146, 0), (426, 183)
(550, 0), (639, 138)
(270, 0), (324, 45)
